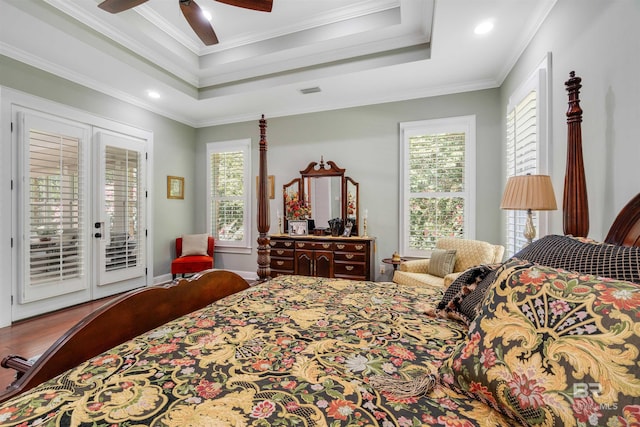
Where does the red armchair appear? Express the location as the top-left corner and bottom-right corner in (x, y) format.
(171, 235), (214, 279)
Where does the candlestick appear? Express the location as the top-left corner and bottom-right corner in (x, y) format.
(363, 217), (368, 237)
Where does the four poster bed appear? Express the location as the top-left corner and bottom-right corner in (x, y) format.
(1, 73), (639, 426)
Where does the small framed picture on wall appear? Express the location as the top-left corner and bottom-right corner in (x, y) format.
(167, 176), (184, 199)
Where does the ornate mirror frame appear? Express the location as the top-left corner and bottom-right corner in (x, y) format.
(282, 158), (359, 235)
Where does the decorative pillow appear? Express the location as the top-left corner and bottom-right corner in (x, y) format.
(429, 264), (499, 324)
(440, 258), (640, 427)
(514, 234), (640, 283)
(428, 249), (457, 278)
(181, 234), (209, 257)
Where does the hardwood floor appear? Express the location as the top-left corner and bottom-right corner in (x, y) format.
(0, 297), (117, 392)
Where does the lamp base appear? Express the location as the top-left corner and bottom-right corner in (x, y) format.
(523, 209), (536, 245)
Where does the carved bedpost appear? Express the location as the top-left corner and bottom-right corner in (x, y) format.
(256, 115), (271, 281)
(563, 71), (589, 237)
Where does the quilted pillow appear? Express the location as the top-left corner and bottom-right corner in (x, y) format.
(514, 234), (640, 283)
(428, 249), (457, 278)
(431, 264), (500, 324)
(440, 258), (640, 427)
(181, 234), (209, 257)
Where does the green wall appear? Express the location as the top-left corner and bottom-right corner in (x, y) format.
(500, 0), (640, 241)
(3, 0), (638, 284)
(0, 55), (197, 278)
(195, 89), (502, 280)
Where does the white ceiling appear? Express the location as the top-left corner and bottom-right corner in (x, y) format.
(1, 0), (556, 127)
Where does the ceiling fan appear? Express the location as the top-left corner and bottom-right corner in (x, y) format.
(97, 0), (273, 46)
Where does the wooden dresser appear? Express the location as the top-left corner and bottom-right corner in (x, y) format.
(269, 235), (375, 281)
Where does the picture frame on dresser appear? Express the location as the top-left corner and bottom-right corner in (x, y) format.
(288, 220), (308, 236)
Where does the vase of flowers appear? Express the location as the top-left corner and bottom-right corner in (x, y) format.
(285, 192), (309, 220)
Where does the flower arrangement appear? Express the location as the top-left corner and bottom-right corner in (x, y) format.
(285, 192), (309, 219)
(347, 191), (356, 217)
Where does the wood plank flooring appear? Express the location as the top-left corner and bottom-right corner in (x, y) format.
(0, 296), (117, 392)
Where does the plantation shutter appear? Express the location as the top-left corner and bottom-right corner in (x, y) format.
(210, 149), (247, 245)
(104, 146), (142, 271)
(28, 129), (85, 293)
(505, 89), (538, 254)
(408, 132), (466, 251)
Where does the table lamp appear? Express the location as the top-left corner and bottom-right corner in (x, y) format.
(500, 174), (557, 244)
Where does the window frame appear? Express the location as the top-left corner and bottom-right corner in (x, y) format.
(399, 115), (476, 257)
(206, 138), (252, 254)
(504, 54), (552, 256)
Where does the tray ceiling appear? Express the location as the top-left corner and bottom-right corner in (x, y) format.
(0, 0), (556, 126)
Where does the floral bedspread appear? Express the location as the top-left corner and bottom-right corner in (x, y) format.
(0, 275), (513, 426)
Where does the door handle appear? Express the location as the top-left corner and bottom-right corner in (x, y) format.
(94, 221), (104, 239)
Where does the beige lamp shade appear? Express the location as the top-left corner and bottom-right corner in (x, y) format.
(500, 174), (557, 211)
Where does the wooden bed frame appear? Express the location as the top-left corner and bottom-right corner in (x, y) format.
(2, 74), (640, 404)
(0, 270), (249, 403)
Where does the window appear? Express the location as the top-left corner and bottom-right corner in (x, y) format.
(400, 116), (476, 257)
(505, 55), (551, 255)
(206, 139), (251, 252)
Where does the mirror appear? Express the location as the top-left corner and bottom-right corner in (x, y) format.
(303, 176), (342, 227)
(282, 158), (359, 235)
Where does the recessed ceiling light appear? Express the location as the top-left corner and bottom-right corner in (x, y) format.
(147, 90), (160, 99)
(474, 20), (494, 35)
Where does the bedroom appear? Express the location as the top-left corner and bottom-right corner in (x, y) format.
(0, 0), (639, 328)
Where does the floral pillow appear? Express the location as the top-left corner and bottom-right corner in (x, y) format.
(439, 258), (640, 427)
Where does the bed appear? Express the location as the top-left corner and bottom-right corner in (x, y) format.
(1, 73), (639, 426)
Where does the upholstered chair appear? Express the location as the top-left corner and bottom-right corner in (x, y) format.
(392, 237), (505, 288)
(171, 234), (214, 279)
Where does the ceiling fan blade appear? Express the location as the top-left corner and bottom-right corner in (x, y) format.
(215, 0), (273, 13)
(98, 0), (149, 13)
(180, 0), (219, 46)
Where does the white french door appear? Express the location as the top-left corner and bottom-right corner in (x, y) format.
(13, 108), (149, 321)
(18, 111), (91, 306)
(93, 130), (147, 299)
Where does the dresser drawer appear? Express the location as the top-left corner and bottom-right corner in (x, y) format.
(333, 251), (366, 263)
(334, 242), (368, 253)
(271, 258), (294, 270)
(271, 248), (294, 258)
(295, 241), (334, 251)
(333, 261), (366, 277)
(270, 239), (295, 249)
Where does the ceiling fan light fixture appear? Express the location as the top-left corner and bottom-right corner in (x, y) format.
(97, 0), (272, 46)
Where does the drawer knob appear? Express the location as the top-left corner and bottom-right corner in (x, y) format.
(277, 250), (284, 255)
(355, 245), (363, 250)
(285, 242), (292, 247)
(323, 244), (330, 249)
(346, 254), (354, 259)
(337, 244), (345, 249)
(277, 261), (284, 266)
(345, 265), (354, 271)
